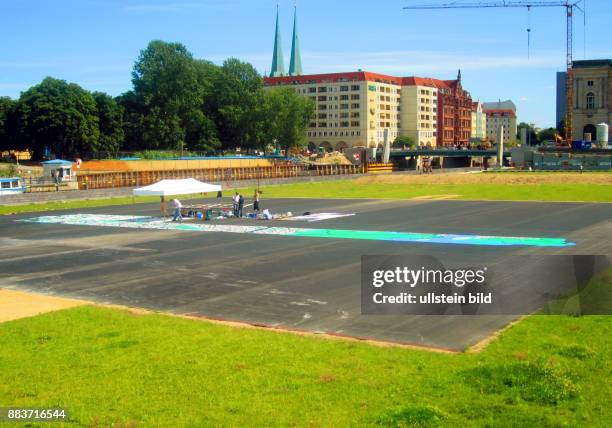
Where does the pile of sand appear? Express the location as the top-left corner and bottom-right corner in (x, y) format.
(355, 172), (612, 186)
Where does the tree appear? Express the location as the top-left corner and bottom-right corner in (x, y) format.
(11, 77), (99, 159)
(516, 122), (538, 146)
(264, 87), (315, 156)
(205, 58), (264, 151)
(92, 92), (124, 155)
(393, 135), (416, 148)
(537, 127), (558, 144)
(0, 97), (15, 149)
(129, 40), (200, 150)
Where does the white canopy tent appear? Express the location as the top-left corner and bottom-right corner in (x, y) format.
(133, 178), (222, 197)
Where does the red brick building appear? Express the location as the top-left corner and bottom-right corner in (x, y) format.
(432, 70), (474, 147)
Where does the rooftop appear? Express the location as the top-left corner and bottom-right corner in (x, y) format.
(573, 59), (612, 68)
(263, 71), (454, 89)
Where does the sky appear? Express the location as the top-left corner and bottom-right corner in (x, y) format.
(1, 0), (610, 128)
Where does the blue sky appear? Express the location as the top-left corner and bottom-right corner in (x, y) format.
(1, 0), (610, 128)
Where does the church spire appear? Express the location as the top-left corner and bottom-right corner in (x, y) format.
(289, 6), (302, 76)
(270, 5), (285, 77)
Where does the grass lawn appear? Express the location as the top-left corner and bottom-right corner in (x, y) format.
(0, 300), (610, 427)
(1, 172), (611, 216)
(254, 181), (612, 202)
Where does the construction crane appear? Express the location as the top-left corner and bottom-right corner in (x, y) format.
(403, 1), (584, 146)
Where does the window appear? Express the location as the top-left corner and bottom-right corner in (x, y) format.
(351, 103), (360, 109)
(340, 85), (349, 92)
(351, 94), (360, 100)
(351, 85), (360, 91)
(340, 95), (349, 101)
(318, 113), (327, 119)
(318, 87), (327, 93)
(586, 92), (596, 109)
(319, 104), (327, 110)
(319, 122), (327, 128)
(340, 104), (349, 109)
(340, 121), (349, 127)
(309, 122), (317, 128)
(340, 112), (349, 118)
(587, 80), (594, 86)
(308, 87), (316, 93)
(1, 181), (9, 189)
(351, 121), (360, 127)
(318, 96), (327, 101)
(351, 112), (360, 118)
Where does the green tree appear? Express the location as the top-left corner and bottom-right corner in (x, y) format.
(264, 87), (315, 156)
(129, 41), (200, 150)
(0, 97), (15, 149)
(92, 92), (124, 155)
(537, 127), (558, 144)
(393, 135), (416, 148)
(205, 58), (264, 151)
(12, 77), (99, 159)
(517, 122), (538, 146)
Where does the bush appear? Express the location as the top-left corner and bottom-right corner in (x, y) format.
(0, 163), (19, 177)
(462, 360), (579, 405)
(377, 405), (444, 427)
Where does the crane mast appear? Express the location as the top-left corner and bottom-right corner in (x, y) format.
(404, 1), (584, 145)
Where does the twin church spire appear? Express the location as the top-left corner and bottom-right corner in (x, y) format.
(270, 5), (302, 77)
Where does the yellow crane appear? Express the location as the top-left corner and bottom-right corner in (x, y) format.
(404, 1), (585, 146)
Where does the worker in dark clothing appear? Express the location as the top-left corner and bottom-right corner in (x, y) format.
(238, 193), (245, 218)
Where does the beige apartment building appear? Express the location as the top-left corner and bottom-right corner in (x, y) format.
(470, 101), (487, 141)
(263, 71), (439, 151)
(483, 100), (517, 144)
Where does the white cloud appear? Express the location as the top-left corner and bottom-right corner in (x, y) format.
(519, 96), (529, 102)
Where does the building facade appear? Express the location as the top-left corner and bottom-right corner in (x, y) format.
(434, 71), (473, 147)
(483, 100), (517, 144)
(470, 101), (487, 141)
(572, 59), (612, 142)
(264, 71), (475, 150)
(400, 77), (438, 147)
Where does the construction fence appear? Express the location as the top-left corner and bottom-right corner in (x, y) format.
(77, 164), (366, 190)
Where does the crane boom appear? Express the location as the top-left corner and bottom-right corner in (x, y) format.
(404, 0), (583, 145)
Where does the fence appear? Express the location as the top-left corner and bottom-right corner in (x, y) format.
(76, 164), (365, 190)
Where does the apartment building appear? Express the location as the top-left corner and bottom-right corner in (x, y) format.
(264, 70), (477, 150)
(483, 100), (517, 144)
(264, 72), (402, 150)
(471, 101), (487, 141)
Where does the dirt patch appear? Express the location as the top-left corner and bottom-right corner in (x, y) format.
(354, 172), (612, 186)
(0, 289), (86, 322)
(412, 194), (461, 200)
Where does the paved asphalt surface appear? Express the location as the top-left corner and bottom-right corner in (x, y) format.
(1, 197), (610, 351)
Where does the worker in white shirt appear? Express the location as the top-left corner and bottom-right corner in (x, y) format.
(172, 198), (183, 222)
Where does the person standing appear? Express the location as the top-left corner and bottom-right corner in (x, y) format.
(253, 190), (261, 213)
(160, 196), (167, 218)
(238, 193), (245, 218)
(172, 198), (183, 222)
(233, 192), (240, 216)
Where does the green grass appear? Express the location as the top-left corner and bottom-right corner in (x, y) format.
(0, 305), (610, 427)
(254, 181), (612, 202)
(0, 194), (205, 216)
(2, 177), (611, 216)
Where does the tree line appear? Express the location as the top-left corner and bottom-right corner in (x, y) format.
(0, 41), (314, 160)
